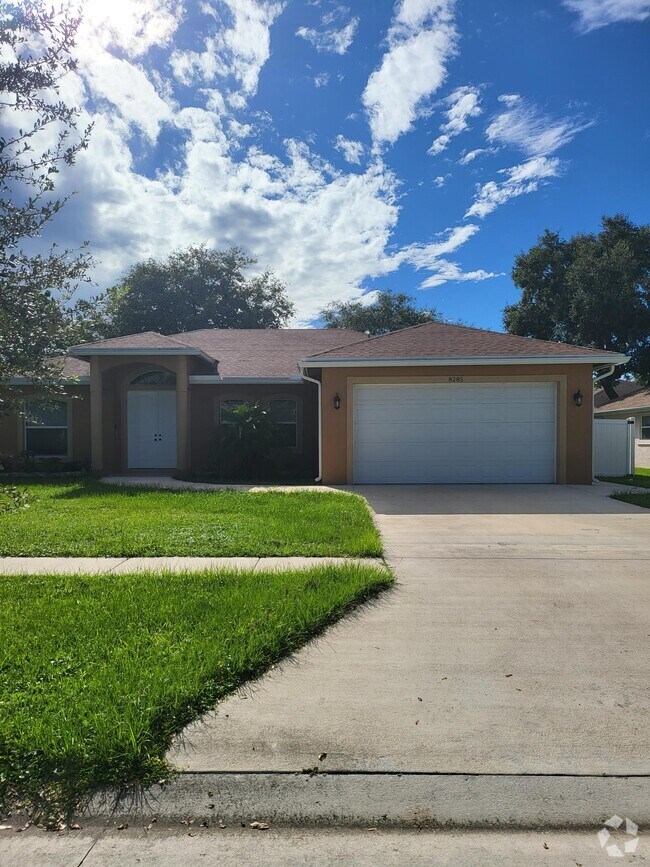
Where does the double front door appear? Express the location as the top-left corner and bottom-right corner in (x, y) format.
(127, 390), (177, 469)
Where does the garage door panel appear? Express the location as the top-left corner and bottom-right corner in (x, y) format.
(353, 382), (557, 484)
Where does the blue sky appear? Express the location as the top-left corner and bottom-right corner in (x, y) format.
(29, 0), (650, 328)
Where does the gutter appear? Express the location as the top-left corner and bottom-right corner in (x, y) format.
(299, 367), (322, 483)
(299, 354), (630, 369)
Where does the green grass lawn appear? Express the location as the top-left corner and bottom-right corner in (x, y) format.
(0, 564), (393, 812)
(0, 477), (382, 557)
(597, 466), (650, 488)
(610, 490), (650, 509)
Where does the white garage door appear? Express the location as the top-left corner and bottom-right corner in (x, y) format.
(353, 382), (557, 484)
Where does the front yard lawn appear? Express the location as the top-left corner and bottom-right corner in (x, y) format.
(0, 477), (381, 557)
(610, 490), (650, 509)
(0, 563), (393, 811)
(597, 467), (650, 488)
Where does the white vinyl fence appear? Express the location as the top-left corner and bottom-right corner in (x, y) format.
(593, 418), (635, 477)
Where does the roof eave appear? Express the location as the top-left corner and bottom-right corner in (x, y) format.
(299, 354), (630, 368)
(595, 405), (650, 415)
(6, 376), (91, 385)
(70, 346), (214, 364)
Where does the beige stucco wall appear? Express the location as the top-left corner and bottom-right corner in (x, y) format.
(320, 363), (595, 485)
(594, 409), (650, 469)
(0, 385), (91, 465)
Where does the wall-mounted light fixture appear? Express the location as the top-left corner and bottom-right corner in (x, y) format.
(333, 393), (341, 410)
(573, 389), (583, 407)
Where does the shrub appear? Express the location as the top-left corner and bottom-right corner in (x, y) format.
(212, 402), (285, 481)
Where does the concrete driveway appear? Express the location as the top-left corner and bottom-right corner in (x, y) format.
(172, 484), (650, 777)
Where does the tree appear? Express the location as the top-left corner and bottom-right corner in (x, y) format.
(0, 1), (92, 411)
(100, 245), (294, 336)
(504, 215), (650, 396)
(320, 289), (440, 335)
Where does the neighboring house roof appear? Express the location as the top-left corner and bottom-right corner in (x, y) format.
(7, 356), (90, 385)
(70, 328), (366, 379)
(594, 381), (650, 414)
(302, 321), (629, 366)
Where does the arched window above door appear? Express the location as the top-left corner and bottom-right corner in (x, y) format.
(129, 370), (176, 386)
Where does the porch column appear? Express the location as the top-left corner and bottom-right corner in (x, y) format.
(89, 357), (103, 473)
(176, 356), (189, 471)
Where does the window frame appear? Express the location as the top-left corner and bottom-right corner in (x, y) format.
(268, 397), (299, 450)
(218, 398), (250, 426)
(641, 415), (650, 440)
(23, 399), (71, 459)
(128, 370), (176, 388)
(215, 392), (302, 452)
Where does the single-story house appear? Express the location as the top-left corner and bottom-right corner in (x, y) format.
(0, 322), (628, 484)
(594, 381), (650, 469)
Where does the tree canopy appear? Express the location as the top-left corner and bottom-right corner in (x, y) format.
(93, 245), (294, 337)
(320, 289), (439, 336)
(504, 215), (650, 395)
(0, 1), (92, 411)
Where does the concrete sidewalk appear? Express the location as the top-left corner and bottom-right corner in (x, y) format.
(1, 825), (637, 866)
(0, 556), (381, 574)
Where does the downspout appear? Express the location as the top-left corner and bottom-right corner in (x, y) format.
(299, 366), (322, 483)
(592, 364), (616, 482)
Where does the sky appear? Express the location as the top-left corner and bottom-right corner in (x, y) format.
(19, 0), (650, 329)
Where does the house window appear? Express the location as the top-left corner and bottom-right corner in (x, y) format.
(269, 399), (297, 448)
(24, 401), (68, 456)
(642, 416), (650, 440)
(219, 399), (248, 424)
(130, 371), (176, 386)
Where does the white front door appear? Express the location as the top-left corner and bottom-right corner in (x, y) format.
(353, 382), (557, 484)
(127, 390), (177, 469)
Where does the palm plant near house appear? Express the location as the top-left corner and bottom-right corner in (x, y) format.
(213, 402), (285, 481)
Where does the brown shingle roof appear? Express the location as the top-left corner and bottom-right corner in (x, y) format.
(594, 382), (650, 413)
(304, 321), (627, 362)
(172, 328), (365, 378)
(70, 331), (202, 354)
(49, 356), (90, 379)
(69, 328), (366, 379)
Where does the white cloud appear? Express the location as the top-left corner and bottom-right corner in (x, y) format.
(314, 72), (330, 87)
(170, 0), (285, 99)
(418, 261), (499, 289)
(428, 134), (451, 156)
(428, 85), (482, 155)
(362, 0), (458, 147)
(458, 147), (495, 165)
(396, 224), (498, 289)
(296, 16), (359, 54)
(25, 0), (504, 321)
(82, 55), (173, 142)
(80, 0), (183, 56)
(564, 0), (650, 30)
(404, 224), (480, 264)
(433, 174), (448, 187)
(465, 156), (561, 219)
(486, 94), (593, 157)
(335, 135), (365, 164)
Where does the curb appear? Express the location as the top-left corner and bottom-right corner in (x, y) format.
(83, 772), (650, 830)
